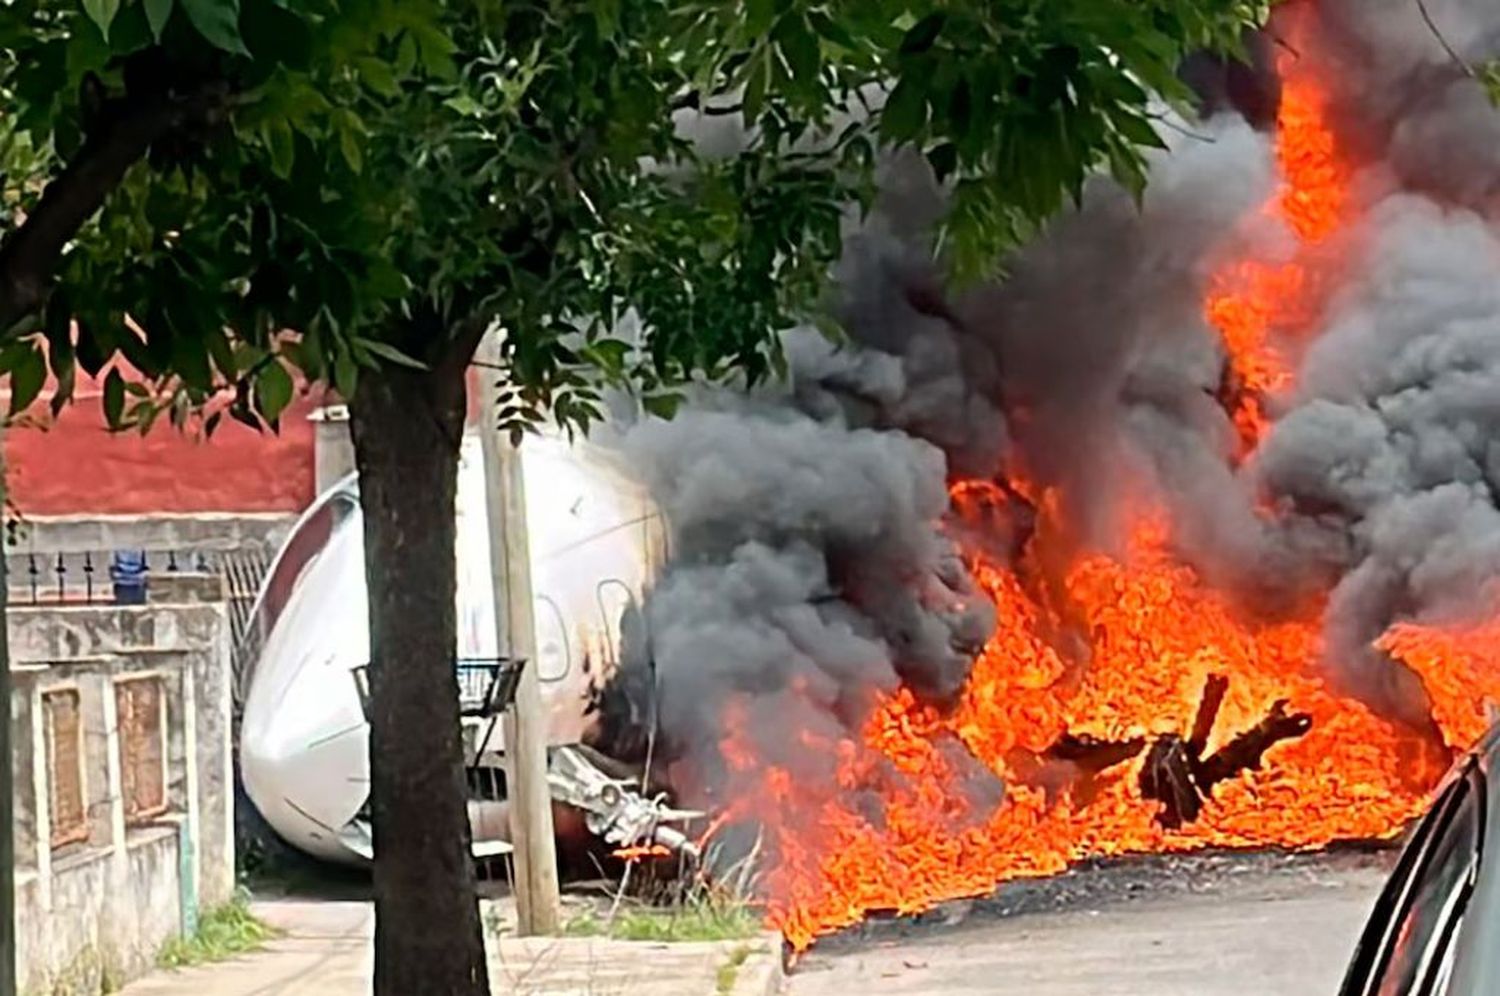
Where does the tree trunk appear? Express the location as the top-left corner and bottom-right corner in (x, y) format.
(0, 429), (15, 996)
(349, 358), (490, 996)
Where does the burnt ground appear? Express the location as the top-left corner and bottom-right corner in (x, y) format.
(808, 844), (1398, 951)
(789, 845), (1400, 996)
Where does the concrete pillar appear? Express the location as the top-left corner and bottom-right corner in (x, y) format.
(26, 686), (48, 912)
(310, 406), (355, 494)
(102, 680), (126, 882)
(180, 663), (199, 931)
(213, 609), (235, 906)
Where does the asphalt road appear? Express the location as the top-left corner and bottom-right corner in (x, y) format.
(785, 851), (1392, 996)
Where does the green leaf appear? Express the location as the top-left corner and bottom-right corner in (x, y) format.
(339, 124), (363, 174)
(808, 11), (857, 50)
(333, 349), (357, 400)
(135, 399), (160, 435)
(743, 50), (769, 122)
(356, 56), (400, 98)
(1479, 61), (1500, 107)
(144, 0), (174, 41)
(263, 119), (294, 178)
(8, 342), (46, 417)
(83, 0), (121, 40)
(204, 324), (236, 379)
(102, 369), (125, 428)
(746, 0), (776, 38)
(584, 338), (630, 374)
(443, 95), (484, 117)
(882, 77), (927, 141)
(777, 19), (821, 87)
(1113, 110), (1166, 151)
(366, 260), (408, 299)
(171, 332), (212, 391)
(180, 0), (249, 56)
(254, 361), (293, 423)
(642, 392), (684, 420)
(50, 361), (76, 419)
(358, 339), (426, 370)
(410, 21), (457, 79)
(900, 13), (946, 55)
(394, 32), (417, 77)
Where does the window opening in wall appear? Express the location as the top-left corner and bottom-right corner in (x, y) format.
(43, 689), (88, 848)
(116, 676), (168, 825)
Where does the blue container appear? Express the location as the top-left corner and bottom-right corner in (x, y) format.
(109, 550), (149, 605)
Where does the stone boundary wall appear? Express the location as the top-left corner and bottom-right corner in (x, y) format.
(8, 597), (235, 994)
(7, 513), (294, 557)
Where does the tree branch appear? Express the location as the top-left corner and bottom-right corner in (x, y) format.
(0, 80), (230, 334)
(1415, 0), (1477, 78)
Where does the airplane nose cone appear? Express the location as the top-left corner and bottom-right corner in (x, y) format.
(241, 642), (372, 864)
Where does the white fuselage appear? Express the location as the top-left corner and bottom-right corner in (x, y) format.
(239, 429), (663, 863)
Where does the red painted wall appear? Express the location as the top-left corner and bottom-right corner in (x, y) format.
(5, 373), (318, 517)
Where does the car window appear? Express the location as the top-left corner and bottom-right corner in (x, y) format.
(1374, 770), (1482, 996)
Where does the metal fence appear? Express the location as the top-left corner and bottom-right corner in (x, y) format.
(222, 547), (273, 715)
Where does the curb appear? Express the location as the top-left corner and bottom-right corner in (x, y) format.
(729, 933), (787, 996)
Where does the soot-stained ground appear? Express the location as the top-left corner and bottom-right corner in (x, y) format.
(789, 846), (1399, 996)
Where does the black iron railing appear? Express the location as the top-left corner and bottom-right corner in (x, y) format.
(3, 547), (223, 606)
(349, 656), (528, 722)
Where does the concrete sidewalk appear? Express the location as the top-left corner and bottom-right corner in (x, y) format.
(120, 900), (783, 996)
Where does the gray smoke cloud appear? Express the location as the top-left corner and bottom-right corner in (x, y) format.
(592, 336), (997, 799)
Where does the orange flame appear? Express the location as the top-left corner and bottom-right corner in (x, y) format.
(720, 522), (1449, 951)
(1204, 45), (1351, 456)
(612, 844), (673, 862)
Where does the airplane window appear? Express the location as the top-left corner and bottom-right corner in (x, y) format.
(1374, 771), (1482, 996)
(596, 579), (635, 669)
(532, 595), (571, 682)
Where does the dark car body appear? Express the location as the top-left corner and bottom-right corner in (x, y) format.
(1339, 727), (1500, 995)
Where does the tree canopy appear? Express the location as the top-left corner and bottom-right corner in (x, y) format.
(2, 0), (1268, 435)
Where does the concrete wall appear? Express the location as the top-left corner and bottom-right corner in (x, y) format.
(14, 831), (181, 994)
(8, 596), (235, 995)
(6, 515), (293, 559)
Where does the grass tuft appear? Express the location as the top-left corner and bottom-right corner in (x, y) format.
(715, 944), (752, 994)
(563, 894), (760, 943)
(156, 891), (276, 970)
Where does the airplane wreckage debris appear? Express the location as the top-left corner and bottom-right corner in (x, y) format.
(1025, 674), (1314, 829)
(546, 743), (704, 859)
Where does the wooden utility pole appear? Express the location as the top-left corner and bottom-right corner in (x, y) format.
(476, 334), (561, 936)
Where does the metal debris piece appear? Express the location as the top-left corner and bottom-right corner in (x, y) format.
(547, 744), (705, 859)
(1140, 675), (1313, 829)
